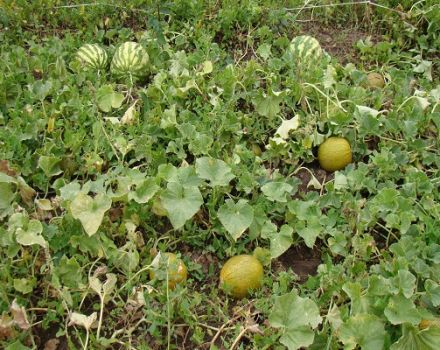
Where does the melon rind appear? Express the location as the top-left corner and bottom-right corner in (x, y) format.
(289, 35), (322, 67)
(76, 44), (108, 70)
(318, 137), (352, 172)
(111, 41), (149, 79)
(220, 255), (263, 299)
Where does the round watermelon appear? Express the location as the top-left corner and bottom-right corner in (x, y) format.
(76, 44), (108, 70)
(289, 35), (323, 67)
(110, 42), (149, 79)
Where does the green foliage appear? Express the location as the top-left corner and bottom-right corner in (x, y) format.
(0, 0), (439, 349)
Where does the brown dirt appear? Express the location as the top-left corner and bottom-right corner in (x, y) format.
(276, 244), (322, 282)
(300, 23), (382, 64)
(295, 162), (331, 196)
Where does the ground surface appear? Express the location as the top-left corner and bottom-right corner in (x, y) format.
(1, 1), (440, 349)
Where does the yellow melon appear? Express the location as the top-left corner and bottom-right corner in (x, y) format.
(318, 137), (352, 172)
(219, 255), (263, 299)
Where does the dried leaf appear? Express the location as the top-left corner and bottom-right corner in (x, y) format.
(0, 314), (15, 340)
(10, 299), (30, 330)
(68, 312), (97, 330)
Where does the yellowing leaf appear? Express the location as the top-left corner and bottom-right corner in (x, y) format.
(70, 193), (112, 236)
(275, 115), (300, 140)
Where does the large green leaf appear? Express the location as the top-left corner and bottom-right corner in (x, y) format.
(15, 219), (48, 248)
(160, 182), (203, 230)
(217, 199), (254, 241)
(390, 324), (440, 350)
(270, 224), (293, 259)
(269, 291), (322, 350)
(253, 89), (284, 119)
(128, 177), (159, 204)
(96, 84), (124, 112)
(339, 314), (385, 350)
(70, 193), (112, 236)
(384, 295), (421, 325)
(261, 181), (294, 202)
(195, 157), (235, 187)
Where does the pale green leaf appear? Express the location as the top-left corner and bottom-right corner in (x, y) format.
(195, 157), (235, 187)
(270, 225), (293, 259)
(256, 43), (271, 60)
(128, 178), (159, 204)
(217, 199), (254, 240)
(69, 312), (97, 331)
(38, 156), (63, 177)
(390, 324), (440, 350)
(70, 193), (112, 236)
(339, 314), (385, 350)
(269, 291), (322, 350)
(15, 219), (47, 248)
(96, 84), (124, 112)
(261, 181), (293, 202)
(384, 295), (421, 325)
(160, 182), (203, 229)
(274, 115), (300, 139)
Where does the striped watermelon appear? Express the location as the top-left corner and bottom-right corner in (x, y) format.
(289, 35), (322, 67)
(110, 42), (149, 79)
(76, 44), (108, 70)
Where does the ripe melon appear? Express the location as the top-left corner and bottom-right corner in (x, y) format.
(76, 44), (108, 70)
(367, 72), (385, 88)
(318, 137), (352, 172)
(149, 252), (188, 289)
(111, 41), (149, 79)
(289, 35), (323, 67)
(220, 255), (263, 299)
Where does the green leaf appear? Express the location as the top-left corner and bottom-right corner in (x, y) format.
(270, 224), (293, 259)
(425, 280), (440, 307)
(5, 341), (31, 350)
(160, 104), (177, 129)
(269, 291), (322, 350)
(96, 84), (124, 112)
(15, 219), (48, 248)
(384, 295), (421, 325)
(38, 156), (63, 177)
(195, 157), (235, 187)
(160, 182), (203, 229)
(390, 324), (440, 350)
(70, 193), (112, 236)
(256, 43), (271, 60)
(128, 178), (159, 204)
(279, 326), (315, 350)
(217, 199), (254, 241)
(54, 255), (83, 288)
(0, 182), (15, 211)
(261, 181), (293, 202)
(295, 217), (322, 248)
(392, 270), (416, 298)
(253, 90), (284, 119)
(339, 314), (385, 350)
(13, 278), (36, 294)
(31, 80), (52, 101)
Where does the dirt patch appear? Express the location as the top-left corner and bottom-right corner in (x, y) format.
(33, 323), (68, 350)
(300, 23), (382, 64)
(276, 244), (322, 282)
(295, 162), (330, 196)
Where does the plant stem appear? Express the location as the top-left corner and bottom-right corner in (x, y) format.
(96, 293), (105, 339)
